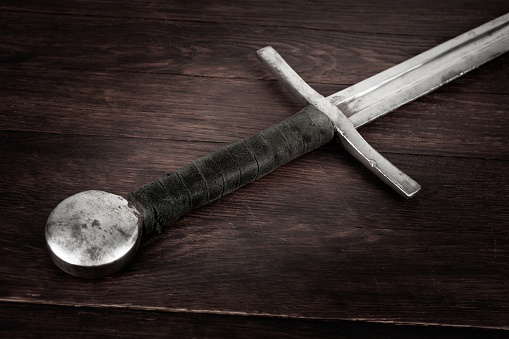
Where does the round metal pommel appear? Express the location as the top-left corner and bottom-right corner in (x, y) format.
(45, 190), (143, 278)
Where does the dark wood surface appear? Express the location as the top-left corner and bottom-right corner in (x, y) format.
(1, 1), (508, 337)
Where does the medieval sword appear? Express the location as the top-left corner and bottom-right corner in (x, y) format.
(46, 14), (509, 278)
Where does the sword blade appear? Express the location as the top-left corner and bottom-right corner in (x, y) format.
(327, 13), (509, 128)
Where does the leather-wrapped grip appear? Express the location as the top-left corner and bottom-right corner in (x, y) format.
(128, 105), (334, 235)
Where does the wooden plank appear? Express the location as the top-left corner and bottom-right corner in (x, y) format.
(0, 12), (508, 93)
(1, 131), (507, 328)
(1, 64), (508, 159)
(3, 302), (507, 338)
(1, 10), (507, 160)
(1, 0), (508, 36)
(1, 10), (509, 89)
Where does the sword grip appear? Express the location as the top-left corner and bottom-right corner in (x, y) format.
(128, 105), (334, 235)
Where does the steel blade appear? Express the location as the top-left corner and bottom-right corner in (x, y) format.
(327, 13), (509, 128)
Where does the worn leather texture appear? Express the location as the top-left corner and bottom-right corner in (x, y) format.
(129, 105), (334, 235)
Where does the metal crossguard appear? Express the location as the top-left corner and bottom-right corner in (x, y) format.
(46, 13), (509, 278)
(257, 46), (420, 198)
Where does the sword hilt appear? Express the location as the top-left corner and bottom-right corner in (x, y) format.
(257, 46), (421, 199)
(128, 105), (334, 235)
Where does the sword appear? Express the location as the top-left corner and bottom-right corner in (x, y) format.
(46, 13), (509, 278)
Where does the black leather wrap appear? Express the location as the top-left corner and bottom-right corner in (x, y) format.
(129, 105), (334, 235)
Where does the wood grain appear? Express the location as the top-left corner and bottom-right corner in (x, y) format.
(1, 0), (508, 36)
(1, 0), (508, 337)
(2, 9), (509, 88)
(1, 64), (508, 159)
(1, 131), (508, 327)
(4, 302), (509, 339)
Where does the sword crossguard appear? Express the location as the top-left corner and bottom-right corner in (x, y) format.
(257, 46), (421, 198)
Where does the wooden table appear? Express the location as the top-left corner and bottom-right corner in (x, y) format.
(1, 1), (508, 337)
